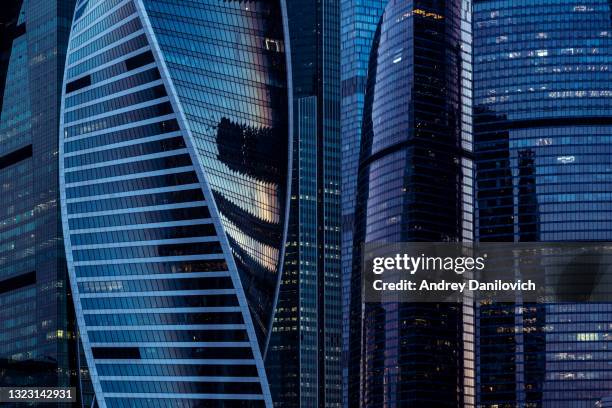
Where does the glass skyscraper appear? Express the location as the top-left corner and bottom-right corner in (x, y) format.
(265, 0), (342, 406)
(474, 0), (612, 406)
(347, 0), (474, 406)
(59, 0), (290, 406)
(0, 0), (78, 405)
(339, 0), (386, 405)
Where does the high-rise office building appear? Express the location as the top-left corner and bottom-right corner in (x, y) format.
(59, 0), (291, 406)
(265, 0), (342, 406)
(339, 0), (386, 405)
(347, 0), (474, 406)
(473, 0), (612, 405)
(0, 0), (78, 404)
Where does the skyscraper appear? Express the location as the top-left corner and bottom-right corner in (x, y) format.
(265, 0), (342, 406)
(340, 0), (386, 405)
(347, 0), (474, 406)
(473, 0), (612, 405)
(59, 0), (290, 406)
(0, 0), (78, 403)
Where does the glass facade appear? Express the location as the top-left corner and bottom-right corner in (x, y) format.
(0, 0), (79, 407)
(474, 0), (612, 406)
(60, 0), (290, 406)
(265, 0), (342, 406)
(339, 0), (385, 405)
(347, 0), (473, 406)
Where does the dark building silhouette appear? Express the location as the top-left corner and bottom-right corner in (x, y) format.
(474, 0), (612, 405)
(348, 0), (474, 406)
(265, 0), (342, 405)
(0, 1), (79, 406)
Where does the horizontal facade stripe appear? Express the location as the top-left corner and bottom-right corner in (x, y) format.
(69, 218), (213, 234)
(67, 29), (147, 69)
(64, 62), (157, 101)
(67, 17), (143, 66)
(103, 393), (264, 400)
(64, 149), (189, 173)
(98, 376), (260, 382)
(87, 324), (246, 331)
(64, 113), (175, 143)
(64, 96), (169, 126)
(63, 131), (185, 158)
(67, 35), (149, 79)
(82, 307), (241, 314)
(71, 236), (220, 250)
(76, 272), (230, 282)
(64, 79), (164, 112)
(89, 342), (252, 348)
(71, 13), (140, 55)
(66, 45), (150, 81)
(79, 289), (234, 298)
(96, 359), (256, 365)
(72, 6), (138, 52)
(73, 254), (226, 266)
(67, 200), (207, 219)
(65, 165), (194, 187)
(73, 0), (130, 34)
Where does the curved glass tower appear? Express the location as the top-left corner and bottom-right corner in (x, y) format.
(348, 0), (474, 406)
(474, 0), (612, 406)
(59, 0), (290, 406)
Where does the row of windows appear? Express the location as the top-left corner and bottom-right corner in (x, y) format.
(474, 38), (611, 53)
(476, 92), (612, 106)
(0, 220), (36, 247)
(64, 118), (177, 153)
(65, 102), (173, 139)
(65, 154), (192, 184)
(65, 84), (166, 123)
(156, 32), (279, 83)
(65, 135), (184, 168)
(69, 17), (142, 65)
(170, 78), (278, 127)
(77, 276), (233, 293)
(0, 287), (35, 307)
(72, 0), (90, 22)
(476, 76), (612, 94)
(92, 345), (252, 360)
(66, 72), (166, 117)
(83, 310), (242, 326)
(66, 171), (198, 199)
(71, 223), (216, 245)
(100, 380), (261, 395)
(475, 31), (611, 47)
(97, 363), (257, 377)
(67, 188), (204, 214)
(85, 50), (156, 92)
(81, 294), (238, 310)
(475, 0), (608, 12)
(88, 328), (248, 343)
(68, 206), (210, 230)
(476, 14), (611, 29)
(66, 68), (160, 110)
(72, 241), (223, 261)
(75, 260), (228, 279)
(146, 0), (274, 36)
(105, 397), (265, 408)
(68, 34), (148, 79)
(475, 108), (612, 122)
(71, 1), (136, 50)
(73, 0), (124, 35)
